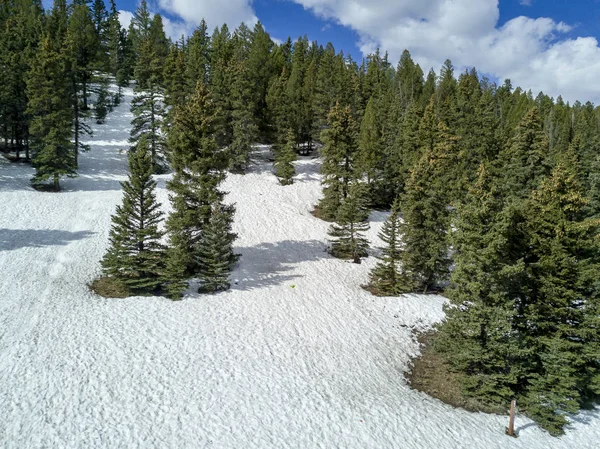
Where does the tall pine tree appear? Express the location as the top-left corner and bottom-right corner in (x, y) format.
(101, 136), (165, 293)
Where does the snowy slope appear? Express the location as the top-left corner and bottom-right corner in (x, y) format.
(0, 87), (598, 449)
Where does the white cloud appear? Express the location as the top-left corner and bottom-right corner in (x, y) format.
(161, 16), (194, 40)
(118, 10), (134, 29)
(291, 0), (600, 104)
(156, 0), (257, 31)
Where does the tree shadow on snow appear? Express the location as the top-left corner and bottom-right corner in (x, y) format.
(0, 228), (95, 251)
(566, 405), (600, 429)
(60, 150), (129, 192)
(231, 239), (330, 291)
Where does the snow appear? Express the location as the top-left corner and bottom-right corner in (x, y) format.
(1, 87), (599, 449)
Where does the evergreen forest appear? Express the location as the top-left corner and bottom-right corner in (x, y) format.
(1, 0), (600, 436)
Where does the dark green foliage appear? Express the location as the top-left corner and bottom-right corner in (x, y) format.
(27, 36), (75, 190)
(229, 59), (259, 173)
(356, 96), (385, 200)
(66, 2), (98, 167)
(501, 107), (551, 199)
(317, 103), (359, 221)
(435, 164), (518, 404)
(101, 138), (165, 293)
(0, 0), (42, 160)
(130, 35), (167, 173)
(368, 199), (408, 295)
(274, 129), (297, 185)
(399, 150), (451, 293)
(164, 83), (231, 299)
(95, 74), (110, 124)
(185, 20), (210, 92)
(209, 24), (235, 148)
(197, 204), (239, 293)
(436, 155), (600, 435)
(329, 183), (370, 263)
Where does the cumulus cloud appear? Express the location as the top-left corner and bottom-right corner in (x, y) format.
(156, 0), (257, 31)
(118, 10), (134, 29)
(291, 0), (600, 104)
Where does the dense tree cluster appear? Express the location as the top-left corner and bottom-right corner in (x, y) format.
(4, 1), (600, 435)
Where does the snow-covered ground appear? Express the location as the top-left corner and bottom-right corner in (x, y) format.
(0, 87), (598, 449)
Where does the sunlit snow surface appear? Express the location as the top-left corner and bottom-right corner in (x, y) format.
(0, 87), (598, 448)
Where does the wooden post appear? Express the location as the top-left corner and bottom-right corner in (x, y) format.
(506, 399), (517, 437)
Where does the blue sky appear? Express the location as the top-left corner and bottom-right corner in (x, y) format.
(110, 0), (600, 59)
(42, 1), (600, 103)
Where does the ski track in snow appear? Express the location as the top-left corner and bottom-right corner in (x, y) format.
(0, 87), (598, 449)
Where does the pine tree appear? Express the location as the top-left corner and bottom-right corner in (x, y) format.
(129, 0), (151, 56)
(356, 96), (385, 203)
(501, 107), (551, 199)
(0, 0), (42, 160)
(210, 24), (234, 147)
(266, 67), (290, 146)
(196, 204), (238, 293)
(437, 156), (600, 435)
(27, 35), (75, 190)
(165, 82), (230, 299)
(101, 137), (165, 293)
(329, 183), (370, 263)
(162, 40), (187, 124)
(65, 3), (99, 167)
(368, 199), (407, 295)
(517, 156), (600, 435)
(399, 150), (451, 292)
(130, 37), (167, 173)
(95, 74), (110, 124)
(247, 21), (274, 137)
(106, 0), (122, 78)
(185, 20), (210, 93)
(229, 58), (258, 173)
(394, 50), (424, 109)
(317, 103), (359, 221)
(275, 129), (297, 185)
(434, 164), (519, 406)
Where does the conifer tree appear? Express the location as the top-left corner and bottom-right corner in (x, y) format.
(229, 58), (258, 173)
(101, 137), (165, 293)
(95, 74), (110, 124)
(356, 96), (385, 204)
(394, 50), (424, 109)
(437, 155), (600, 435)
(266, 67), (290, 146)
(27, 35), (75, 190)
(434, 164), (518, 405)
(501, 107), (551, 199)
(317, 103), (359, 221)
(274, 129), (297, 185)
(130, 37), (167, 173)
(210, 24), (234, 147)
(165, 82), (231, 299)
(129, 0), (151, 56)
(66, 3), (98, 167)
(368, 199), (407, 295)
(0, 0), (42, 160)
(328, 183), (370, 263)
(398, 150), (450, 292)
(163, 40), (187, 121)
(517, 156), (600, 435)
(247, 22), (274, 136)
(196, 204), (238, 293)
(185, 20), (210, 92)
